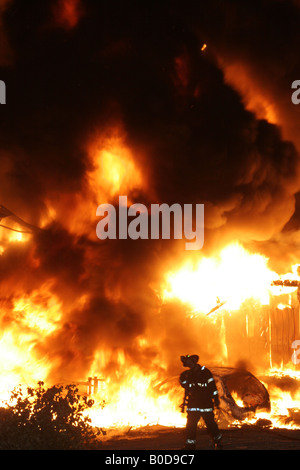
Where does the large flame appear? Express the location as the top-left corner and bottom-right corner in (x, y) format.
(82, 243), (300, 431)
(163, 243), (278, 315)
(0, 132), (300, 432)
(86, 366), (186, 430)
(0, 281), (62, 401)
(1, 215), (300, 432)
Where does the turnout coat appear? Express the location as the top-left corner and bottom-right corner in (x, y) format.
(179, 364), (220, 412)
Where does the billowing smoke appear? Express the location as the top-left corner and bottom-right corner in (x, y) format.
(183, 0), (300, 269)
(0, 0), (299, 382)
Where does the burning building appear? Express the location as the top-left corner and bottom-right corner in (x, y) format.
(0, 0), (300, 433)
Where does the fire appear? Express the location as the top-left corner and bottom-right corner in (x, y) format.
(0, 331), (49, 404)
(84, 365), (300, 432)
(219, 62), (278, 125)
(163, 243), (277, 315)
(36, 129), (145, 238)
(1, 212), (300, 435)
(0, 226), (30, 246)
(86, 366), (186, 431)
(13, 286), (62, 335)
(232, 369), (300, 430)
(87, 130), (144, 200)
(0, 282), (62, 403)
(1, 1), (300, 448)
(0, 224), (31, 258)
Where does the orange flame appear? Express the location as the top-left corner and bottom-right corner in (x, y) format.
(87, 129), (144, 201)
(163, 243), (278, 315)
(1, 204), (300, 431)
(86, 366), (186, 430)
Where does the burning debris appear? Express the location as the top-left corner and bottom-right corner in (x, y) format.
(155, 366), (270, 429)
(211, 367), (270, 422)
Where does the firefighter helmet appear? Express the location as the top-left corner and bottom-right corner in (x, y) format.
(180, 354), (199, 366)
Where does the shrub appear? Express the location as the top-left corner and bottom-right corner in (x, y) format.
(0, 381), (102, 449)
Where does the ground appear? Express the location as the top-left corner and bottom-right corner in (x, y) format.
(98, 424), (300, 450)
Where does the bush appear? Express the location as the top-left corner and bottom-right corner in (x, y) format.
(0, 381), (102, 449)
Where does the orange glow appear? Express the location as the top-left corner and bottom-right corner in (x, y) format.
(53, 0), (83, 30)
(0, 236), (299, 431)
(221, 63), (278, 124)
(1, 3), (300, 441)
(87, 130), (143, 200)
(0, 225), (31, 254)
(232, 369), (300, 430)
(37, 128), (145, 237)
(39, 202), (57, 228)
(0, 283), (63, 403)
(13, 287), (62, 335)
(86, 365), (186, 430)
(163, 243), (277, 315)
(174, 56), (189, 90)
(84, 364), (300, 431)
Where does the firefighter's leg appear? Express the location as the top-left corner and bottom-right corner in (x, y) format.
(184, 411), (200, 449)
(201, 411), (222, 449)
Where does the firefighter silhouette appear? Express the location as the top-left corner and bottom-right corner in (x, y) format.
(180, 354), (222, 449)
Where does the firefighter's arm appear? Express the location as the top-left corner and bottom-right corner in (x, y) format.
(179, 371), (189, 389)
(213, 389), (220, 408)
(179, 372), (190, 413)
(208, 373), (220, 408)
